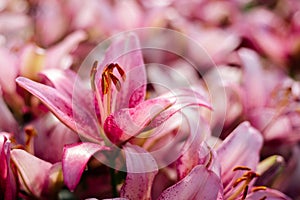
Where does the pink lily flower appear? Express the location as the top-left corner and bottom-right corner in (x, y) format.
(1, 132), (65, 199)
(16, 33), (211, 192)
(10, 148), (65, 199)
(113, 122), (291, 200)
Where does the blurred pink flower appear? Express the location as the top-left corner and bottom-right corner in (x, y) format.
(238, 48), (300, 143)
(0, 88), (18, 133)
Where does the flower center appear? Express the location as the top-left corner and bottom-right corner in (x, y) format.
(90, 61), (126, 121)
(101, 63), (126, 94)
(227, 166), (265, 200)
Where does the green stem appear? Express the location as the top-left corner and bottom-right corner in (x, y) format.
(110, 167), (118, 197)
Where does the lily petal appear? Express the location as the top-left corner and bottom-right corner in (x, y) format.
(176, 112), (212, 180)
(120, 144), (158, 200)
(0, 89), (18, 133)
(246, 188), (292, 200)
(104, 88), (211, 145)
(157, 165), (222, 200)
(39, 69), (92, 107)
(33, 114), (79, 163)
(149, 88), (212, 128)
(16, 77), (100, 142)
(95, 33), (146, 110)
(239, 48), (266, 111)
(216, 121), (263, 186)
(46, 30), (87, 69)
(0, 47), (18, 94)
(10, 149), (52, 198)
(62, 142), (110, 191)
(104, 97), (175, 144)
(0, 134), (16, 200)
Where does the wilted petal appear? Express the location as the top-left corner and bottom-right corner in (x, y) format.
(11, 149), (52, 198)
(95, 33), (146, 110)
(157, 165), (222, 200)
(16, 77), (101, 142)
(120, 144), (158, 200)
(62, 142), (110, 191)
(246, 188), (292, 200)
(216, 122), (263, 186)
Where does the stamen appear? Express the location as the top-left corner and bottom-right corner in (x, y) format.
(24, 126), (37, 154)
(100, 63), (126, 116)
(90, 61), (98, 91)
(245, 171), (260, 179)
(25, 126), (37, 146)
(114, 63), (126, 81)
(205, 146), (213, 168)
(233, 166), (251, 171)
(101, 63), (126, 94)
(242, 185), (248, 200)
(233, 177), (248, 187)
(228, 166), (262, 200)
(109, 73), (121, 91)
(252, 186), (267, 192)
(102, 72), (111, 94)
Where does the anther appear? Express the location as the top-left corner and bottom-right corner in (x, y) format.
(233, 166), (251, 171)
(252, 186), (267, 192)
(101, 63), (126, 94)
(114, 63), (126, 81)
(229, 166), (262, 200)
